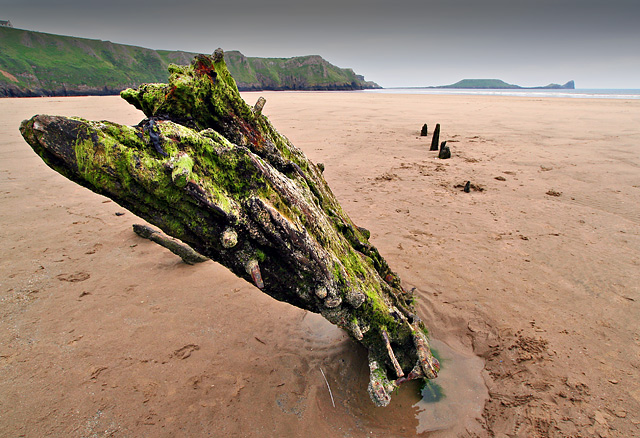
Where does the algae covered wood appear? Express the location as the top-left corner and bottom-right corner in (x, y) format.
(19, 49), (439, 406)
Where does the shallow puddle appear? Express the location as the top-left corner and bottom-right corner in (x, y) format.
(414, 339), (488, 434)
(299, 312), (488, 436)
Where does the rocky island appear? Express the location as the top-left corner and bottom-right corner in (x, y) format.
(436, 79), (575, 89)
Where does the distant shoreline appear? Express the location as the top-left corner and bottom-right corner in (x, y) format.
(3, 88), (640, 101)
(364, 88), (640, 100)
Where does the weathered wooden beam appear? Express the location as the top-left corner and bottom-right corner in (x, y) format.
(19, 49), (439, 406)
(430, 123), (441, 151)
(133, 223), (209, 264)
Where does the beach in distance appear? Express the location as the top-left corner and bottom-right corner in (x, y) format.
(1, 92), (639, 437)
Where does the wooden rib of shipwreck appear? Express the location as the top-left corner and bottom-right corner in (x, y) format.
(19, 48), (439, 406)
(132, 223), (209, 264)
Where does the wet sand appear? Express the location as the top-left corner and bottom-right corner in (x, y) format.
(1, 93), (639, 437)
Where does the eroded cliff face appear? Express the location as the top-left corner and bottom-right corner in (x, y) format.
(225, 51), (380, 91)
(0, 27), (379, 97)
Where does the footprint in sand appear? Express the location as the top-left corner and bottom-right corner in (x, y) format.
(172, 344), (200, 359)
(56, 272), (90, 282)
(85, 243), (102, 255)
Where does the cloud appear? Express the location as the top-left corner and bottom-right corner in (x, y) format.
(3, 0), (639, 87)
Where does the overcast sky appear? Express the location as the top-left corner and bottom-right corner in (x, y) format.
(2, 0), (639, 88)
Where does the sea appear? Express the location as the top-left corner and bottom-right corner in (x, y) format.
(363, 88), (640, 100)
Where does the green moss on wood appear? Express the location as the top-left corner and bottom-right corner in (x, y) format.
(19, 50), (437, 408)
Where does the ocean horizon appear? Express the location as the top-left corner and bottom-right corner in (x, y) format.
(363, 88), (640, 99)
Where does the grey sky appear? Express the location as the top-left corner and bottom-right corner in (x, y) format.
(2, 0), (639, 88)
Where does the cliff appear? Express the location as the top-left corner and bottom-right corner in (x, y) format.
(0, 27), (379, 97)
(223, 51), (380, 91)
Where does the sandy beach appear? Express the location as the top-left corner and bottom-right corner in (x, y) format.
(1, 92), (639, 437)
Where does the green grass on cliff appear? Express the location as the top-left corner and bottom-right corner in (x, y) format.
(0, 27), (378, 95)
(0, 27), (169, 92)
(223, 51), (369, 89)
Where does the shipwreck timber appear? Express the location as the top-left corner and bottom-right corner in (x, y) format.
(19, 49), (439, 406)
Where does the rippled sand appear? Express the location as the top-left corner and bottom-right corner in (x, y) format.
(1, 93), (638, 437)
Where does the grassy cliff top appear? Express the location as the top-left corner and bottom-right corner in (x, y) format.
(0, 27), (378, 96)
(222, 51), (379, 90)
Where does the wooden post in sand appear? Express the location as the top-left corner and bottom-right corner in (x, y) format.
(438, 141), (451, 159)
(430, 123), (440, 151)
(19, 49), (439, 407)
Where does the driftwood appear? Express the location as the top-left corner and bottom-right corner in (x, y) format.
(19, 49), (439, 406)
